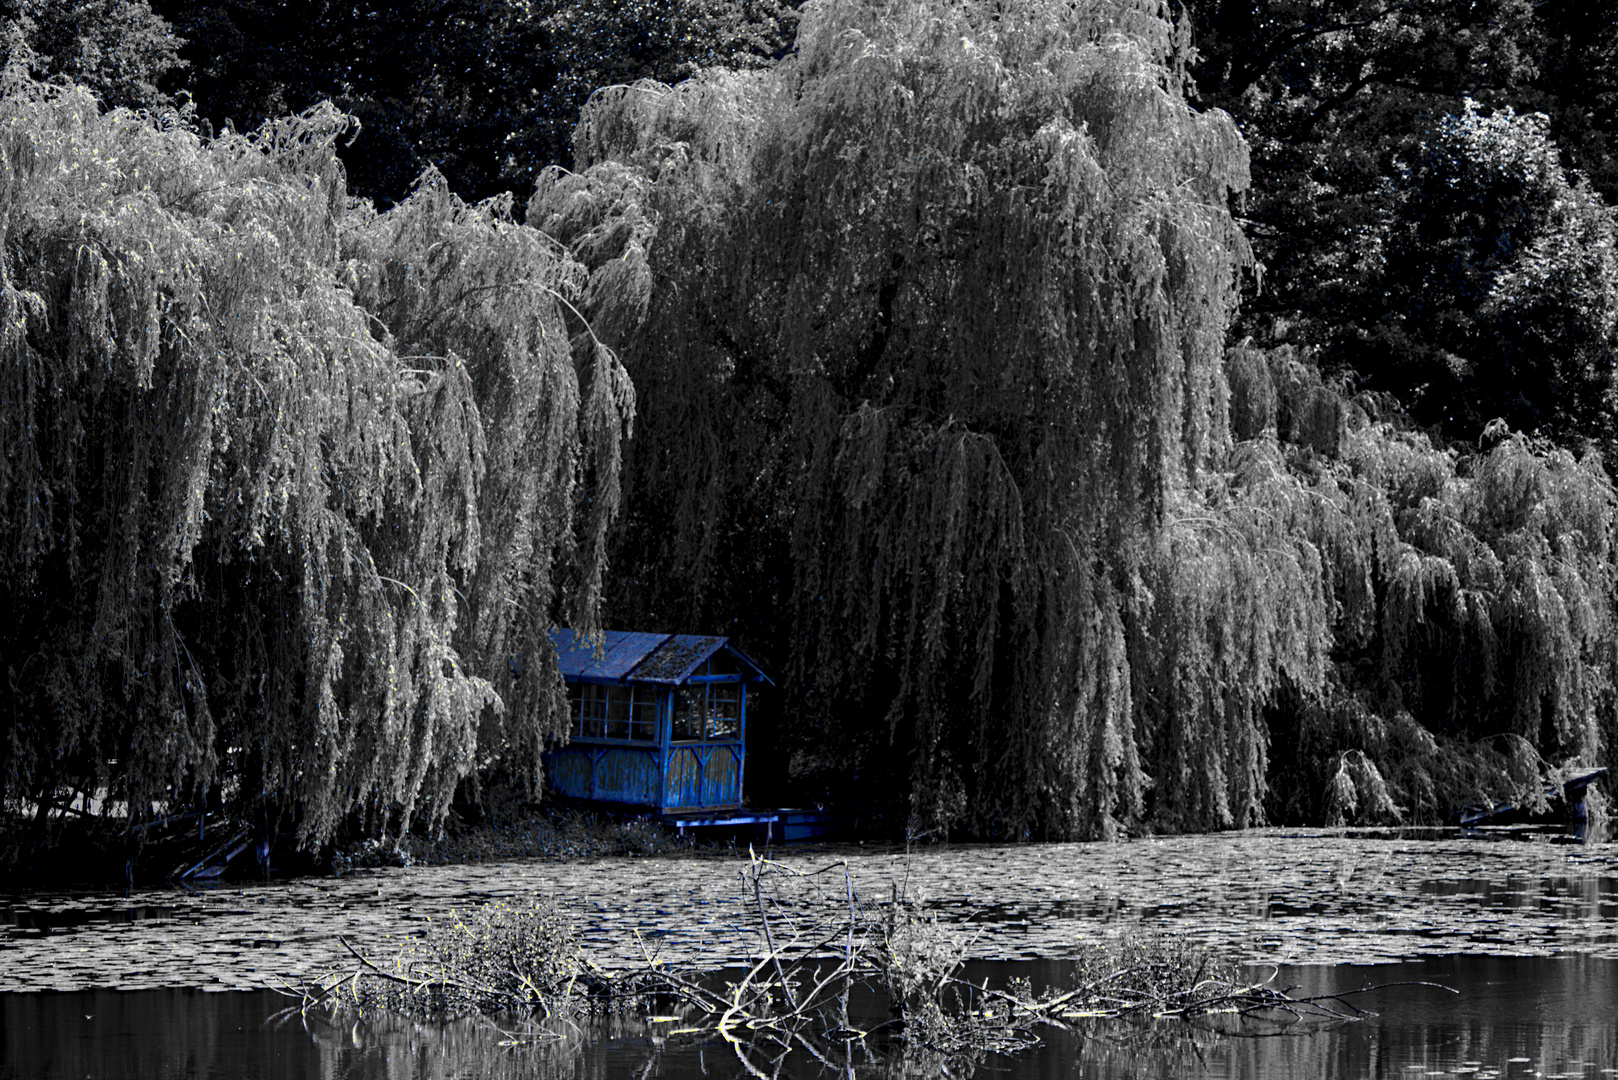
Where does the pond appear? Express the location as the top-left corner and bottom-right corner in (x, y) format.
(3, 827), (1617, 1077)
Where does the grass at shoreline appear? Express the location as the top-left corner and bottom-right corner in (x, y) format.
(332, 806), (695, 874)
(0, 801), (701, 888)
(408, 807), (691, 865)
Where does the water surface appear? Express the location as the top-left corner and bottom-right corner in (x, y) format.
(4, 829), (1618, 1077)
(4, 828), (1616, 991)
(5, 956), (1615, 1079)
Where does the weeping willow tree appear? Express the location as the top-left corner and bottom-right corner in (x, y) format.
(1338, 424), (1616, 821)
(1224, 344), (1618, 826)
(551, 0), (1359, 838)
(0, 73), (631, 853)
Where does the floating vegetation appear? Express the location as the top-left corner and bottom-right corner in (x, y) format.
(9, 832), (1616, 994)
(287, 852), (1443, 1072)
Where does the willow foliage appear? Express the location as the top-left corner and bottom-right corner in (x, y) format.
(1350, 425), (1615, 775)
(0, 76), (629, 847)
(570, 0), (1618, 836)
(568, 0), (1277, 838)
(1228, 346), (1618, 825)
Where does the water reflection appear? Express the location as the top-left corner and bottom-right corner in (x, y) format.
(1421, 873), (1618, 914)
(6, 956), (1618, 1079)
(0, 903), (184, 932)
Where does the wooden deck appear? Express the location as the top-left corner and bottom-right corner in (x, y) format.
(659, 807), (848, 843)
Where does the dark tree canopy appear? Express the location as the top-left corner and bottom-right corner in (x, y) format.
(1185, 0), (1542, 344)
(1349, 102), (1618, 450)
(151, 0), (798, 208)
(1181, 0), (1618, 454)
(1, 0), (185, 109)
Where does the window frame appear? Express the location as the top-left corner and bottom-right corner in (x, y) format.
(670, 677), (746, 744)
(566, 680), (664, 744)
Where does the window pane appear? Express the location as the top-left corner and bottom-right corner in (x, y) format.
(582, 684), (607, 738)
(605, 686), (631, 739)
(707, 684), (740, 739)
(672, 688), (703, 741)
(631, 688), (658, 742)
(567, 684), (584, 737)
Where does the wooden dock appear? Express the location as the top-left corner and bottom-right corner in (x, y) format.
(661, 807), (848, 843)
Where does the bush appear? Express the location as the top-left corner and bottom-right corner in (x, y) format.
(340, 896), (581, 1019)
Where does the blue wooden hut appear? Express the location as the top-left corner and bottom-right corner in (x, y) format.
(545, 629), (772, 815)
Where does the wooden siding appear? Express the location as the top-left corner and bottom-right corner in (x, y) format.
(594, 746), (661, 804)
(547, 748), (592, 801)
(702, 744), (742, 806)
(546, 745), (662, 807)
(664, 742), (742, 810)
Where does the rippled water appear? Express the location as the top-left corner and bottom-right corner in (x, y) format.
(3, 827), (1617, 1077)
(4, 956), (1615, 1079)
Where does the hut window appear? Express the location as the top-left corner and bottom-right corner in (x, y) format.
(673, 683), (742, 741)
(605, 686), (631, 739)
(577, 684), (607, 738)
(569, 683), (658, 741)
(630, 688), (658, 741)
(673, 689), (701, 741)
(604, 686), (659, 741)
(707, 684), (741, 738)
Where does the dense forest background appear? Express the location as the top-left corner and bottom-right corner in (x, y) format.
(4, 0), (1618, 861)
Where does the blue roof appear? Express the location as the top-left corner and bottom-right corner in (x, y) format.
(549, 629), (771, 685)
(550, 630), (670, 680)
